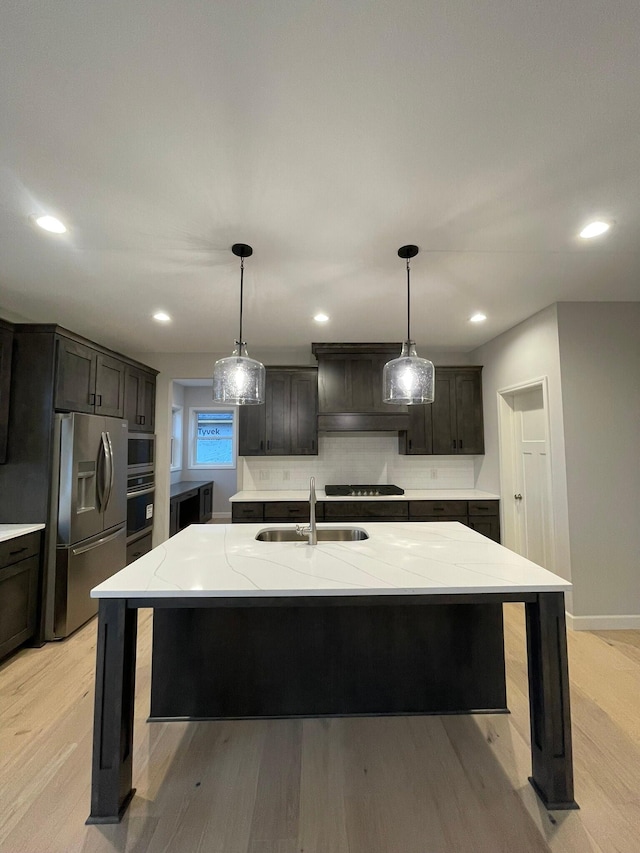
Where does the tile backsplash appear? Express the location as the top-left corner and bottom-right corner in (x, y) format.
(240, 434), (475, 491)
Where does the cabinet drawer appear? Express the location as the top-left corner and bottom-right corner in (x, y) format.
(409, 501), (468, 518)
(126, 533), (153, 565)
(415, 515), (468, 526)
(468, 500), (499, 516)
(324, 501), (408, 520)
(264, 502), (310, 521)
(0, 531), (41, 569)
(232, 503), (264, 523)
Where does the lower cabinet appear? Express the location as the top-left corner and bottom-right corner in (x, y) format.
(125, 531), (153, 565)
(0, 531), (41, 659)
(169, 481), (214, 537)
(231, 499), (500, 542)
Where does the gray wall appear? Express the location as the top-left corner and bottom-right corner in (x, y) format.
(470, 305), (572, 591)
(556, 302), (640, 622)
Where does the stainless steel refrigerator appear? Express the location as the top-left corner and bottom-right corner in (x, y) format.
(46, 412), (128, 639)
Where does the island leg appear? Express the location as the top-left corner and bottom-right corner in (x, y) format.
(525, 592), (578, 809)
(86, 599), (138, 824)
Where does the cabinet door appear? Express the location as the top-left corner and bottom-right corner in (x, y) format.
(468, 516), (500, 542)
(95, 354), (126, 418)
(199, 483), (213, 522)
(54, 337), (97, 413)
(290, 370), (318, 455)
(0, 324), (13, 464)
(124, 366), (155, 432)
(265, 371), (290, 455)
(169, 498), (179, 537)
(431, 369), (456, 454)
(402, 404), (433, 454)
(140, 371), (156, 432)
(317, 357), (350, 411)
(454, 370), (484, 454)
(0, 554), (39, 659)
(238, 404), (266, 456)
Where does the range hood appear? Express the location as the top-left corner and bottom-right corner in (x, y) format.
(312, 343), (410, 432)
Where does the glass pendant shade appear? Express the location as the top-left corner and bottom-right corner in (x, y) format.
(212, 242), (265, 405)
(213, 342), (265, 405)
(383, 341), (434, 404)
(383, 244), (435, 405)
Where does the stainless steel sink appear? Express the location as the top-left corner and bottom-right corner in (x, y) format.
(255, 527), (369, 543)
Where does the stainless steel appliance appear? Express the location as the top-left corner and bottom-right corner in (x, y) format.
(324, 484), (405, 496)
(127, 432), (155, 473)
(46, 413), (128, 639)
(127, 470), (155, 539)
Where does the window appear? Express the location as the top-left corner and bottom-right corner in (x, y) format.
(170, 406), (183, 471)
(189, 408), (236, 469)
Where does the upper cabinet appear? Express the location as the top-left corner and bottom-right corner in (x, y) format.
(54, 336), (126, 418)
(0, 321), (14, 464)
(124, 365), (156, 433)
(400, 366), (484, 455)
(238, 367), (318, 456)
(312, 343), (409, 431)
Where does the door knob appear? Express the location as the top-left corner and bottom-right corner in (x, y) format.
(514, 493), (523, 500)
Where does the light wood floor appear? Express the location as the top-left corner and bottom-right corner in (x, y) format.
(1, 605), (639, 853)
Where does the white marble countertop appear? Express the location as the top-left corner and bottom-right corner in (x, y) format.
(0, 523), (45, 544)
(91, 521), (569, 599)
(230, 489), (500, 502)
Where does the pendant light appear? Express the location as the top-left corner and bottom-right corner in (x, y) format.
(212, 243), (266, 405)
(382, 245), (435, 405)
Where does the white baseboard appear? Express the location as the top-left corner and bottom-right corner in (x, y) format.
(566, 612), (640, 631)
(213, 511), (232, 521)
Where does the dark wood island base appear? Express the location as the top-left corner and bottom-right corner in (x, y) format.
(87, 590), (577, 823)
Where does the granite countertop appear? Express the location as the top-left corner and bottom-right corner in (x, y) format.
(0, 523), (45, 544)
(230, 489), (500, 502)
(91, 521), (569, 599)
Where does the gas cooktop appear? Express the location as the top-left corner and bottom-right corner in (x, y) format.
(324, 484), (405, 497)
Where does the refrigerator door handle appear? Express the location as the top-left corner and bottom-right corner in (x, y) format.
(98, 431), (113, 511)
(71, 526), (125, 556)
(105, 430), (115, 510)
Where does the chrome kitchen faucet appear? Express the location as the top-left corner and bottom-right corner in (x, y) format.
(296, 476), (317, 545)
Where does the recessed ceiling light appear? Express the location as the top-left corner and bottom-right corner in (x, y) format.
(579, 221), (610, 239)
(153, 311), (171, 323)
(314, 313), (329, 323)
(469, 313), (487, 323)
(34, 214), (67, 234)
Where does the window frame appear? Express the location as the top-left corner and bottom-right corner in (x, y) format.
(170, 405), (183, 472)
(188, 406), (237, 470)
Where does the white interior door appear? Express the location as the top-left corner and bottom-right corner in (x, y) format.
(512, 386), (553, 568)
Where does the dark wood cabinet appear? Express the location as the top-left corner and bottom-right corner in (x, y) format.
(314, 344), (407, 416)
(432, 367), (484, 455)
(0, 322), (13, 464)
(0, 530), (41, 659)
(399, 404), (433, 455)
(125, 365), (156, 432)
(231, 497), (500, 542)
(199, 483), (213, 522)
(169, 481), (214, 537)
(401, 366), (484, 456)
(238, 367), (318, 456)
(54, 337), (126, 417)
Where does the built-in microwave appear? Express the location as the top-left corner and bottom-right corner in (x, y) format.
(127, 433), (155, 473)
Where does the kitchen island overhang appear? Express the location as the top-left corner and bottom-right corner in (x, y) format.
(87, 522), (577, 824)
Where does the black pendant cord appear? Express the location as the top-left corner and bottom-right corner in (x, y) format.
(406, 257), (411, 342)
(238, 256), (244, 345)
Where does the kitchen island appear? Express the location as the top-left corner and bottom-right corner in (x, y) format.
(87, 521), (576, 823)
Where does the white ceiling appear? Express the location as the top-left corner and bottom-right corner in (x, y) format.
(1, 1), (639, 357)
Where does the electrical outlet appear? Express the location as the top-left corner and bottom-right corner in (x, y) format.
(259, 470), (270, 481)
(430, 468), (438, 479)
(282, 470), (290, 481)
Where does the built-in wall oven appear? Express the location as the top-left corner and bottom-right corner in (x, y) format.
(126, 433), (155, 564)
